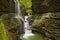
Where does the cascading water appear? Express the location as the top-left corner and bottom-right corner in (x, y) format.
(14, 0), (36, 40)
(14, 0), (23, 20)
(14, 0), (24, 40)
(23, 16), (34, 39)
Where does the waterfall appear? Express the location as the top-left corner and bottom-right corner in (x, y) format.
(14, 0), (22, 20)
(23, 16), (34, 39)
(14, 0), (34, 40)
(14, 0), (24, 40)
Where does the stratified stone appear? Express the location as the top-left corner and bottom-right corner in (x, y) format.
(0, 0), (15, 13)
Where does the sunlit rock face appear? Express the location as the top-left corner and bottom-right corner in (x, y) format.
(0, 0), (15, 13)
(31, 13), (60, 40)
(32, 0), (60, 39)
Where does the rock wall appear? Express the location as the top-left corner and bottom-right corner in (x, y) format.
(0, 0), (15, 13)
(0, 0), (19, 40)
(32, 0), (60, 40)
(32, 0), (60, 14)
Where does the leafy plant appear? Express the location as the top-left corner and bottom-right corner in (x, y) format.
(19, 0), (32, 14)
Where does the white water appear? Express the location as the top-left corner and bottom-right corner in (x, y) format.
(23, 16), (34, 39)
(14, 0), (34, 39)
(14, 0), (24, 22)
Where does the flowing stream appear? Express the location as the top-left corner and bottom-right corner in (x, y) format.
(14, 0), (34, 40)
(13, 0), (44, 40)
(23, 16), (34, 39)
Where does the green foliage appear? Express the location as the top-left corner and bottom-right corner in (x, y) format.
(26, 9), (32, 14)
(19, 0), (32, 14)
(19, 0), (32, 8)
(0, 22), (8, 40)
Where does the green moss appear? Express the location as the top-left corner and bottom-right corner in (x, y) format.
(0, 22), (8, 40)
(22, 34), (40, 40)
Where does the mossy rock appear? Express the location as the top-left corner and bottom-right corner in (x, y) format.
(22, 34), (44, 40)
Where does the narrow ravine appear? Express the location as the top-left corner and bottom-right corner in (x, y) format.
(14, 0), (44, 40)
(14, 0), (34, 40)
